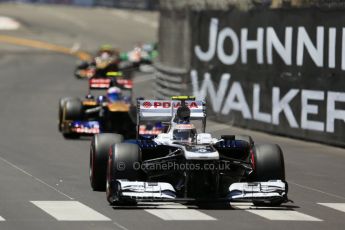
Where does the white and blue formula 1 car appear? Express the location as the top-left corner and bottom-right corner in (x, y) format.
(89, 96), (288, 206)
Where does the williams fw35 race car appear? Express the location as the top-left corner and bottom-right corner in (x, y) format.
(89, 96), (288, 207)
(58, 82), (136, 139)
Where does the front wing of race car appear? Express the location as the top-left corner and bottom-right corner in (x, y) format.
(115, 181), (176, 200)
(111, 180), (287, 203)
(227, 180), (287, 202)
(61, 120), (100, 135)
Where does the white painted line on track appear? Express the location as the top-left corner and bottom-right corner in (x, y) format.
(145, 209), (216, 221)
(232, 203), (322, 221)
(31, 201), (111, 221)
(113, 221), (130, 230)
(0, 16), (20, 30)
(70, 42), (81, 53)
(144, 203), (216, 221)
(111, 11), (157, 28)
(111, 11), (130, 19)
(133, 15), (158, 28)
(319, 203), (345, 213)
(0, 216), (5, 221)
(247, 209), (322, 221)
(0, 156), (74, 200)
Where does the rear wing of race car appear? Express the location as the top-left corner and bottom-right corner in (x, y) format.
(136, 96), (207, 135)
(89, 71), (133, 90)
(89, 78), (133, 90)
(89, 78), (112, 89)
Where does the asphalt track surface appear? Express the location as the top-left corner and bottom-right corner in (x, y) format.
(0, 3), (345, 230)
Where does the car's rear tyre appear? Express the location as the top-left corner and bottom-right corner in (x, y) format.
(61, 98), (83, 139)
(64, 98), (83, 120)
(252, 144), (286, 206)
(106, 143), (141, 205)
(58, 97), (73, 131)
(90, 133), (123, 191)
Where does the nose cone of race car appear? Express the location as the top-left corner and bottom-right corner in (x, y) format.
(107, 102), (130, 112)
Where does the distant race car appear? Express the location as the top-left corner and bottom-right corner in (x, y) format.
(89, 96), (289, 207)
(58, 79), (135, 139)
(75, 45), (121, 79)
(119, 42), (158, 71)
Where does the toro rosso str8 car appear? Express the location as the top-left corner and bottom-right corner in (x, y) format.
(58, 84), (136, 139)
(89, 96), (288, 206)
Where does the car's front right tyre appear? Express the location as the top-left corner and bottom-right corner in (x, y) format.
(251, 144), (286, 206)
(106, 143), (141, 205)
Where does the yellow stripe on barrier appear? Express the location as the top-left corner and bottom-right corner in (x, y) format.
(0, 35), (91, 61)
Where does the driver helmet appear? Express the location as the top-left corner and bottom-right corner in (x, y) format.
(172, 124), (196, 142)
(107, 86), (122, 102)
(95, 51), (115, 69)
(98, 44), (114, 54)
(98, 45), (119, 59)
